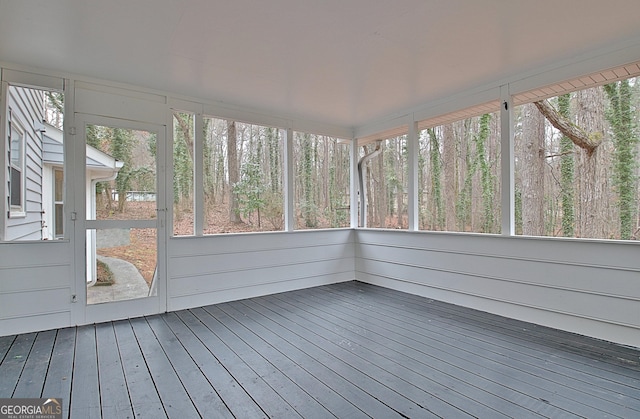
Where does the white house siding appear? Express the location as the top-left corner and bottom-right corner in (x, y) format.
(5, 86), (45, 241)
(355, 230), (640, 348)
(0, 241), (72, 336)
(167, 229), (355, 311)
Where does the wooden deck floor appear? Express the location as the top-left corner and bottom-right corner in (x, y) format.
(1, 281), (639, 418)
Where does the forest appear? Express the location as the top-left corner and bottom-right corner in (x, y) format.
(168, 77), (639, 240)
(44, 76), (638, 241)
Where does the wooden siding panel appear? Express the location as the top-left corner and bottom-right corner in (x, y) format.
(6, 86), (45, 241)
(358, 259), (638, 327)
(358, 243), (640, 298)
(169, 242), (353, 279)
(171, 258), (354, 297)
(0, 242), (72, 335)
(355, 230), (640, 347)
(167, 231), (356, 311)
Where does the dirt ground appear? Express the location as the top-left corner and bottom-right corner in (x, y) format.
(95, 200), (351, 285)
(96, 201), (282, 285)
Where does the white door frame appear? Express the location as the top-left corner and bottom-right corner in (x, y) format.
(72, 113), (167, 325)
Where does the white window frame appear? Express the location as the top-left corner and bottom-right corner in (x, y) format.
(53, 166), (64, 238)
(8, 112), (26, 218)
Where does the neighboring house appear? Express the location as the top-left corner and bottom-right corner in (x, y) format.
(4, 86), (46, 241)
(4, 86), (123, 282)
(40, 121), (124, 238)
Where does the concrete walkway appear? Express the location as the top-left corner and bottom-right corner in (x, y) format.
(88, 255), (149, 304)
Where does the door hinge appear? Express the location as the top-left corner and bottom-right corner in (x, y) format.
(71, 212), (77, 221)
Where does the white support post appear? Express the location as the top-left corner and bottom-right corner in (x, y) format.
(350, 137), (359, 228)
(0, 81), (7, 241)
(407, 116), (419, 231)
(194, 114), (204, 236)
(500, 84), (515, 236)
(65, 79), (86, 324)
(283, 127), (295, 231)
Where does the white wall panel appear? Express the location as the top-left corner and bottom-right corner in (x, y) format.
(355, 230), (640, 348)
(167, 230), (355, 311)
(74, 81), (167, 124)
(0, 241), (72, 335)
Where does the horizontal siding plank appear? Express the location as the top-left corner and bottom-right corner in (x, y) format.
(359, 243), (640, 297)
(0, 242), (70, 267)
(0, 312), (71, 338)
(0, 289), (70, 319)
(358, 258), (639, 328)
(168, 271), (353, 311)
(356, 230), (640, 271)
(169, 243), (353, 278)
(1, 266), (71, 292)
(171, 258), (354, 295)
(169, 229), (353, 257)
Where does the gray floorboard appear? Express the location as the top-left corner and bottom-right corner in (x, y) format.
(316, 284), (635, 417)
(0, 335), (16, 364)
(145, 315), (234, 419)
(69, 325), (100, 419)
(189, 307), (303, 418)
(0, 332), (35, 398)
(95, 322), (134, 419)
(1, 281), (638, 419)
(161, 311), (267, 418)
(112, 319), (166, 419)
(42, 327), (75, 418)
(281, 287), (578, 418)
(12, 329), (56, 398)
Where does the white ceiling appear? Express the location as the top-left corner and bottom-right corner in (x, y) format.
(2, 0), (640, 130)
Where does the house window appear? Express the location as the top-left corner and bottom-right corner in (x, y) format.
(54, 168), (64, 238)
(9, 116), (25, 215)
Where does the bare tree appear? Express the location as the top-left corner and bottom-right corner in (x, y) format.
(520, 103), (546, 235)
(443, 123), (457, 230)
(227, 120), (242, 224)
(534, 88), (606, 237)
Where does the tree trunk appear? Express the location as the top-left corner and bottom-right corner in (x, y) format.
(521, 103), (545, 235)
(604, 81), (638, 239)
(574, 88), (606, 238)
(227, 120), (242, 224)
(396, 138), (405, 228)
(443, 123), (456, 230)
(557, 94), (575, 237)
